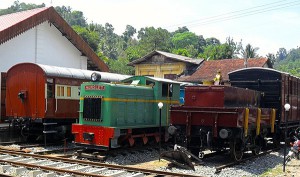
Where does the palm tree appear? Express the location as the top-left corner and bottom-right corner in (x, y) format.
(241, 44), (259, 59)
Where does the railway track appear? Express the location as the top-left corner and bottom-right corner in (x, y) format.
(0, 149), (203, 177)
(215, 147), (280, 173)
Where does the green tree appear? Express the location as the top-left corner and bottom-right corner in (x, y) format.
(55, 6), (87, 27)
(0, 0), (45, 15)
(108, 58), (134, 75)
(198, 44), (234, 60)
(98, 23), (120, 60)
(206, 37), (220, 46)
(197, 35), (207, 53)
(125, 46), (144, 61)
(266, 53), (276, 66)
(137, 27), (171, 52)
(72, 25), (99, 52)
(241, 43), (259, 58)
(172, 26), (189, 35)
(121, 25), (136, 50)
(172, 48), (191, 57)
(276, 48), (287, 61)
(171, 31), (199, 49)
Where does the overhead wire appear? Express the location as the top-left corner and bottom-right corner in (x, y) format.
(165, 0), (300, 29)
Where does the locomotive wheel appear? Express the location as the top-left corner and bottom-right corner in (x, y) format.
(230, 138), (244, 161)
(252, 136), (262, 156)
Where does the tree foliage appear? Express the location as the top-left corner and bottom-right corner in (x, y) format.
(138, 27), (171, 52)
(241, 43), (259, 58)
(0, 1), (45, 15)
(1, 2), (298, 76)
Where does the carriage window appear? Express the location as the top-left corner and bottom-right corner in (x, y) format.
(46, 79), (53, 98)
(162, 83), (173, 97)
(67, 87), (71, 97)
(57, 86), (64, 97)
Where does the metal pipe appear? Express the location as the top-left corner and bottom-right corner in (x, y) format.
(283, 103), (291, 172)
(158, 102), (163, 162)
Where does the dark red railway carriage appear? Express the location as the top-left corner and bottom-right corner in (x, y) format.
(169, 85), (275, 161)
(169, 67), (300, 161)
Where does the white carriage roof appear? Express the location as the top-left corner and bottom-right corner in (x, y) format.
(37, 63), (131, 82)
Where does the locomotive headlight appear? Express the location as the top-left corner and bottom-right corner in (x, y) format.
(91, 72), (101, 82)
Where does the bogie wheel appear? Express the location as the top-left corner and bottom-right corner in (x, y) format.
(252, 136), (263, 156)
(230, 138), (244, 161)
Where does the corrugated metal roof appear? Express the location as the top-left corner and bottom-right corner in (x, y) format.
(128, 50), (203, 66)
(0, 7), (109, 72)
(156, 51), (203, 64)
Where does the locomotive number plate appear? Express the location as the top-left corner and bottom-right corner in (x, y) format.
(85, 85), (105, 90)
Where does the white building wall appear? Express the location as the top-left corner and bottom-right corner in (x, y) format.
(0, 21), (89, 119)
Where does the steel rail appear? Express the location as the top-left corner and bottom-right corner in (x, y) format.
(215, 147), (280, 173)
(0, 158), (106, 177)
(0, 149), (203, 177)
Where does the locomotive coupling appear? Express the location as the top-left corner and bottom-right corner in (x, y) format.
(18, 90), (27, 102)
(168, 125), (177, 135)
(219, 129), (232, 139)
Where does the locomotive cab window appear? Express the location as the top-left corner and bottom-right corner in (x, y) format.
(146, 80), (155, 87)
(162, 83), (173, 97)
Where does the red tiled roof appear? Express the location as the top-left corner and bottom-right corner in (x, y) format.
(0, 7), (109, 72)
(178, 58), (271, 82)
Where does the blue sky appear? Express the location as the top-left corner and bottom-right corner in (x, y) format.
(1, 0), (300, 56)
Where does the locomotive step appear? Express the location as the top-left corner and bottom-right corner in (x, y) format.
(43, 123), (58, 126)
(43, 130), (57, 134)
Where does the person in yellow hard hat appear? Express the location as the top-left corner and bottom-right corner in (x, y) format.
(213, 70), (223, 85)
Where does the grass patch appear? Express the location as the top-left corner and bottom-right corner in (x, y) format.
(260, 164), (284, 177)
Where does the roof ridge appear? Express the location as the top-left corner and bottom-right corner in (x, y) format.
(0, 7), (49, 17)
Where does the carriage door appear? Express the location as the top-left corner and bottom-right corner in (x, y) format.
(45, 78), (55, 117)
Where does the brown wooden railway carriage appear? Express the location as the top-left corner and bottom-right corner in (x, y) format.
(169, 67), (300, 161)
(229, 67), (300, 137)
(6, 63), (130, 140)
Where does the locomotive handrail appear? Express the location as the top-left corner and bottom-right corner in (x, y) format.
(55, 98), (58, 112)
(45, 98), (47, 113)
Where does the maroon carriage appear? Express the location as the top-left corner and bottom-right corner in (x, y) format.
(5, 63), (129, 142)
(169, 85), (276, 161)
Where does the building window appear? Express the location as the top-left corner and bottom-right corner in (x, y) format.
(164, 74), (177, 80)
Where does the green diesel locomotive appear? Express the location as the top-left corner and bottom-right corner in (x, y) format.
(72, 73), (180, 150)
